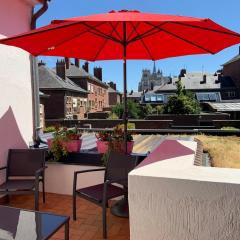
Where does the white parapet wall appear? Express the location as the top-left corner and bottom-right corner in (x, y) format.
(129, 139), (240, 240)
(45, 163), (105, 195)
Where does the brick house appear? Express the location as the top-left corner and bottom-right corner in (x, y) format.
(64, 59), (109, 113)
(39, 61), (88, 120)
(107, 81), (122, 107)
(222, 47), (240, 97)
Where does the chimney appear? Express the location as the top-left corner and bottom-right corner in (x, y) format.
(75, 58), (80, 68)
(83, 61), (89, 73)
(108, 81), (116, 90)
(168, 77), (172, 84)
(56, 59), (66, 80)
(38, 60), (46, 66)
(178, 68), (186, 79)
(200, 74), (207, 84)
(94, 67), (102, 81)
(65, 57), (70, 69)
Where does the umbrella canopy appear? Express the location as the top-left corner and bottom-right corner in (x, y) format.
(1, 10), (240, 60)
(1, 10), (240, 153)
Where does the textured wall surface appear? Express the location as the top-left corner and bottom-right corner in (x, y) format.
(0, 0), (38, 184)
(129, 140), (240, 240)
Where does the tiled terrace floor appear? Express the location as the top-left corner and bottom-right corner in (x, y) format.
(7, 193), (130, 240)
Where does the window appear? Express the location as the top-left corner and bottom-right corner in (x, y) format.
(150, 95), (156, 102)
(196, 92), (219, 102)
(156, 95), (164, 102)
(227, 91), (236, 98)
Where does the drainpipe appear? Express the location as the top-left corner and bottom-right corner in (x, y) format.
(30, 0), (49, 147)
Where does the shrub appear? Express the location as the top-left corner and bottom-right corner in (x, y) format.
(111, 100), (140, 119)
(163, 80), (201, 114)
(44, 126), (56, 133)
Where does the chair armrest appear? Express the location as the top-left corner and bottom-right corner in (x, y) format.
(74, 168), (106, 176)
(105, 178), (127, 185)
(35, 167), (46, 178)
(73, 168), (106, 193)
(0, 166), (7, 171)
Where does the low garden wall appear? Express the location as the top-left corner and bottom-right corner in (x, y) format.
(45, 119), (173, 129)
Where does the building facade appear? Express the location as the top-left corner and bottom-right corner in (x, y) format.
(39, 61), (88, 120)
(222, 47), (240, 96)
(138, 62), (170, 92)
(142, 70), (238, 104)
(0, 0), (48, 184)
(64, 59), (109, 113)
(107, 81), (122, 107)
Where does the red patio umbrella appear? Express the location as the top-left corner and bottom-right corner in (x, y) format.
(1, 10), (240, 151)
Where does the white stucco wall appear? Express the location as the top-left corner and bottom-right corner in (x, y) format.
(129, 140), (240, 240)
(0, 0), (42, 183)
(45, 163), (105, 195)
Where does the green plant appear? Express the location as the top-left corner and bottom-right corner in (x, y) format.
(111, 100), (141, 119)
(43, 126), (56, 133)
(108, 112), (119, 119)
(100, 125), (134, 165)
(155, 105), (164, 115)
(49, 126), (81, 161)
(117, 122), (135, 130)
(163, 80), (201, 114)
(221, 126), (239, 130)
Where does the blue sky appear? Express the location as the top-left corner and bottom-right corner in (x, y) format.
(37, 0), (240, 91)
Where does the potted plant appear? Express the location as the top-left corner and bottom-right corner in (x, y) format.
(111, 125), (134, 154)
(96, 131), (112, 154)
(47, 126), (82, 161)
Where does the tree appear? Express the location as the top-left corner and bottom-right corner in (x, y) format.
(163, 80), (201, 114)
(111, 100), (140, 119)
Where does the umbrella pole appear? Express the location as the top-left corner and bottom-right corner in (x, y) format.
(123, 58), (128, 153)
(123, 22), (128, 154)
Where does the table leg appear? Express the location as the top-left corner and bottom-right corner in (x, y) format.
(64, 220), (69, 240)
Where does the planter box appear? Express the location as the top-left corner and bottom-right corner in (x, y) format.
(47, 138), (82, 153)
(96, 140), (134, 154)
(96, 140), (109, 154)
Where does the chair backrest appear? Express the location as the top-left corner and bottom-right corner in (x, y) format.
(105, 151), (137, 184)
(7, 149), (45, 177)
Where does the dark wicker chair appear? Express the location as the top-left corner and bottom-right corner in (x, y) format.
(73, 151), (137, 239)
(0, 149), (46, 210)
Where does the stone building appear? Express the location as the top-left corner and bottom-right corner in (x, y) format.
(138, 62), (170, 92)
(142, 70), (238, 104)
(39, 61), (88, 120)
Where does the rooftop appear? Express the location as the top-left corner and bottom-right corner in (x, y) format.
(205, 101), (240, 112)
(65, 63), (109, 88)
(39, 64), (87, 93)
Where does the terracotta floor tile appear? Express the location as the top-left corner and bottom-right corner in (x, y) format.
(6, 193), (130, 240)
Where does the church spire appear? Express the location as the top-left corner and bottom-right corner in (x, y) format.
(153, 61), (156, 74)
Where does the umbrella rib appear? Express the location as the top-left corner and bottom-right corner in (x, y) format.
(92, 22), (120, 61)
(81, 22), (122, 44)
(128, 22), (168, 44)
(108, 22), (122, 41)
(127, 22), (141, 42)
(129, 22), (155, 60)
(145, 22), (215, 54)
(172, 21), (240, 38)
(35, 22), (106, 56)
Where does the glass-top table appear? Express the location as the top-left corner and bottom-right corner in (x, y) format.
(0, 205), (69, 240)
